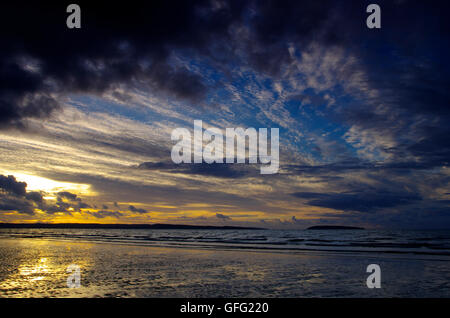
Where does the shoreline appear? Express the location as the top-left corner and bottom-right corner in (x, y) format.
(1, 236), (449, 262)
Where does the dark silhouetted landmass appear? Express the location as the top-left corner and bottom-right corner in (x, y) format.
(307, 225), (365, 230)
(0, 223), (264, 230)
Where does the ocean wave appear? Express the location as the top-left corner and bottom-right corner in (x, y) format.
(1, 228), (450, 258)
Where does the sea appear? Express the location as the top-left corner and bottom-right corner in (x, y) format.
(0, 228), (449, 257)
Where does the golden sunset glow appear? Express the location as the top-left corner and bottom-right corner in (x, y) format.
(0, 171), (92, 195)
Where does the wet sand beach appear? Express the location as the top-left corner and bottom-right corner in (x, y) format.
(1, 238), (449, 298)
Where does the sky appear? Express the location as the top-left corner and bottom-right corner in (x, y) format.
(0, 0), (449, 229)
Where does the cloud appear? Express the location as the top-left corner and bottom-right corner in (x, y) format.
(0, 1), (247, 128)
(128, 205), (148, 214)
(86, 210), (123, 219)
(292, 190), (422, 213)
(216, 213), (231, 220)
(137, 162), (254, 178)
(248, 1), (450, 172)
(0, 176), (95, 216)
(2, 1), (450, 229)
(3, 1), (448, 173)
(0, 195), (36, 215)
(57, 191), (79, 202)
(56, 191), (91, 212)
(0, 174), (41, 215)
(25, 191), (44, 203)
(0, 175), (27, 196)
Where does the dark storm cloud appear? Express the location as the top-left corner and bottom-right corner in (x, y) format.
(76, 202), (91, 209)
(339, 59), (450, 169)
(216, 213), (231, 220)
(57, 191), (79, 202)
(252, 0), (350, 45)
(128, 205), (148, 214)
(292, 190), (422, 213)
(284, 161), (430, 176)
(0, 177), (97, 215)
(0, 174), (39, 214)
(284, 160), (373, 175)
(25, 191), (44, 204)
(0, 196), (36, 215)
(86, 210), (123, 219)
(56, 191), (91, 211)
(244, 0), (365, 75)
(0, 175), (27, 196)
(334, 2), (450, 169)
(1, 1), (247, 128)
(137, 161), (254, 178)
(3, 0), (357, 129)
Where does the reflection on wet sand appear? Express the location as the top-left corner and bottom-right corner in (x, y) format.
(0, 239), (94, 297)
(0, 238), (450, 297)
(19, 257), (50, 281)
